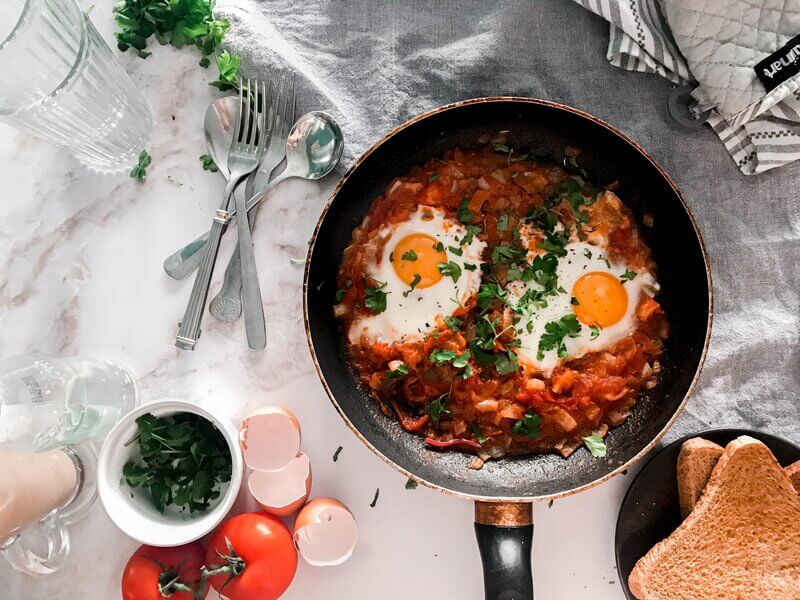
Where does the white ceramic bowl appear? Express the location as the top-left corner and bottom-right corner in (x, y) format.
(98, 399), (243, 547)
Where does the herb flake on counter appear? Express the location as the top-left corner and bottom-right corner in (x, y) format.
(369, 488), (380, 508)
(333, 446), (343, 462)
(583, 432), (607, 457)
(405, 478), (418, 490)
(122, 412), (232, 513)
(199, 153), (218, 172)
(130, 150), (151, 181)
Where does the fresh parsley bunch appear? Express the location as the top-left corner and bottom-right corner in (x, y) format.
(113, 0), (240, 90)
(122, 412), (233, 513)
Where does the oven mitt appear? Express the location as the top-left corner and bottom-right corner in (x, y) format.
(573, 0), (800, 175)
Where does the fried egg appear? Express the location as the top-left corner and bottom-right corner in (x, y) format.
(508, 240), (657, 374)
(348, 207), (486, 344)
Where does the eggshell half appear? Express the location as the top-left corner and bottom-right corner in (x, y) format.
(293, 498), (358, 566)
(239, 406), (301, 471)
(248, 452), (312, 517)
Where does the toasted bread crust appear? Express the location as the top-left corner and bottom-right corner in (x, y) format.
(629, 436), (800, 600)
(676, 438), (723, 518)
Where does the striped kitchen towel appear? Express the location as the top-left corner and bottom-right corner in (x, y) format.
(573, 0), (800, 175)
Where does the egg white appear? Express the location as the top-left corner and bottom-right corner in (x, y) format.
(508, 241), (657, 375)
(348, 207), (487, 344)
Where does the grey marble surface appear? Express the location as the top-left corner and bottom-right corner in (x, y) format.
(0, 0), (797, 598)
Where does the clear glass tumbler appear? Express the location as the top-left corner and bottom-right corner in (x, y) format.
(0, 0), (152, 171)
(0, 355), (139, 452)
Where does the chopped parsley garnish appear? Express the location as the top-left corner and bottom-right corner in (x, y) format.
(443, 316), (462, 331)
(401, 250), (418, 261)
(476, 283), (505, 312)
(590, 326), (601, 340)
(491, 244), (524, 264)
(335, 289), (346, 302)
(130, 150), (151, 181)
(583, 432), (607, 457)
(457, 198), (473, 224)
(497, 213), (510, 230)
(428, 394), (451, 422)
(493, 143), (511, 153)
(620, 269), (637, 283)
(493, 349), (519, 375)
(537, 314), (582, 360)
(571, 296), (580, 306)
(429, 349), (457, 364)
(512, 411), (543, 440)
(364, 279), (389, 314)
(199, 153), (218, 172)
(433, 241), (445, 252)
(437, 261), (461, 283)
(387, 363), (409, 378)
(448, 245), (463, 256)
(472, 423), (488, 444)
(464, 263), (477, 271)
(459, 225), (482, 245)
(403, 274), (422, 297)
(428, 174), (440, 182)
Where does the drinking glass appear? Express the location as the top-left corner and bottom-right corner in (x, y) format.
(0, 0), (152, 171)
(0, 355), (139, 452)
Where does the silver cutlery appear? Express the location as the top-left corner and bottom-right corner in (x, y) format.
(176, 79), (269, 351)
(210, 72), (296, 322)
(163, 112), (345, 280)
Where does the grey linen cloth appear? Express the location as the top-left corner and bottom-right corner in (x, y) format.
(216, 0), (799, 442)
(572, 0), (800, 175)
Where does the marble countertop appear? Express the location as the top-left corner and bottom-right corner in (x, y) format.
(1, 1), (798, 598)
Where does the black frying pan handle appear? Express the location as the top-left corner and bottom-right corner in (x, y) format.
(474, 502), (534, 600)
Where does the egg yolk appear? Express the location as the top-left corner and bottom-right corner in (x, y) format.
(571, 271), (628, 328)
(391, 233), (447, 288)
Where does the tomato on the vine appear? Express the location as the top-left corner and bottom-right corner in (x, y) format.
(122, 542), (206, 600)
(205, 512), (297, 600)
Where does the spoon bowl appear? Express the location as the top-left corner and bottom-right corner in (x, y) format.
(163, 111), (344, 280)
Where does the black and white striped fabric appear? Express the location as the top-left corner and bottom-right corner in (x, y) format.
(574, 0), (800, 175)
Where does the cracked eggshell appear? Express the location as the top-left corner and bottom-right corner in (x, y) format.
(293, 498), (358, 566)
(239, 406), (301, 471)
(248, 452), (312, 517)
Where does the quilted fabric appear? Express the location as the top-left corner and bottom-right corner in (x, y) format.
(574, 0), (800, 174)
(664, 0), (800, 127)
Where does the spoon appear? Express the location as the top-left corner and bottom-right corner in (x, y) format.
(163, 111), (344, 280)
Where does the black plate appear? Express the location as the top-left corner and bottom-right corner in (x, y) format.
(615, 427), (800, 599)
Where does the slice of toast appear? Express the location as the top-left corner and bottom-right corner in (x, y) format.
(678, 438), (800, 516)
(629, 436), (800, 599)
(676, 437), (724, 518)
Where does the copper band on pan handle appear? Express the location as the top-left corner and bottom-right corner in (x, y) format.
(474, 501), (533, 526)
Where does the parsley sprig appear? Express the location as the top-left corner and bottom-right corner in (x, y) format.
(537, 314), (582, 360)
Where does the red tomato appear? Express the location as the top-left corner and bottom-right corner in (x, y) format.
(122, 542), (206, 600)
(205, 512), (297, 600)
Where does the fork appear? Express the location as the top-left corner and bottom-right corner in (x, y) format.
(176, 79), (270, 351)
(209, 72), (296, 322)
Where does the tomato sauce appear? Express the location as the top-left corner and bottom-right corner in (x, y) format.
(335, 145), (668, 463)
